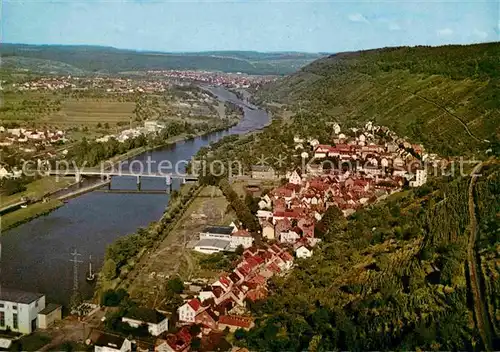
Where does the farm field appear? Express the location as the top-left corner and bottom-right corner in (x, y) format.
(54, 99), (135, 127)
(125, 185), (235, 308)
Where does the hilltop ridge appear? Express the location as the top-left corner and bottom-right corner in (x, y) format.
(258, 42), (500, 156)
(0, 43), (324, 75)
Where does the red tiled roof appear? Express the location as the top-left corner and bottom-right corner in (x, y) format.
(188, 298), (201, 311)
(218, 315), (254, 329)
(233, 229), (251, 237)
(219, 275), (231, 289)
(280, 251), (294, 262)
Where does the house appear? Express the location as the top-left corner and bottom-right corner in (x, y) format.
(288, 170), (302, 185)
(157, 327), (192, 352)
(94, 333), (132, 352)
(251, 165), (276, 180)
(195, 308), (219, 331)
(313, 145), (331, 159)
(0, 288), (46, 334)
(121, 307), (169, 336)
(178, 299), (203, 323)
(193, 239), (231, 254)
(410, 169), (427, 187)
(295, 244), (313, 259)
(0, 167), (12, 179)
(37, 303), (62, 329)
(218, 315), (254, 332)
(279, 229), (301, 244)
(261, 221), (275, 241)
(231, 230), (253, 249)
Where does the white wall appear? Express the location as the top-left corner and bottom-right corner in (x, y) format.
(0, 296), (45, 334)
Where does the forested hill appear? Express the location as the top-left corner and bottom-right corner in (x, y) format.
(258, 42), (500, 156)
(0, 44), (323, 75)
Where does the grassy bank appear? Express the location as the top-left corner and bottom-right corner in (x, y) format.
(0, 199), (63, 232)
(0, 176), (73, 208)
(94, 183), (203, 301)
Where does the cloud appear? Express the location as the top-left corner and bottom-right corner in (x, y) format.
(472, 29), (488, 39)
(348, 13), (369, 24)
(437, 28), (453, 36)
(388, 23), (401, 31)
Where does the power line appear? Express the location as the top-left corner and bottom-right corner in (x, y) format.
(69, 249), (83, 293)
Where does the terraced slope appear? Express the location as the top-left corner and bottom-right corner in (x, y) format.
(258, 43), (500, 156)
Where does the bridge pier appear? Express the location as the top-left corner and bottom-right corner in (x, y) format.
(166, 176), (172, 193)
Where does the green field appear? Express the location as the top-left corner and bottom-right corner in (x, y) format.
(0, 176), (73, 208)
(56, 99), (135, 126)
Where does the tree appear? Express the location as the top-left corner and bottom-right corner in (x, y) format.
(235, 244), (245, 256)
(166, 277), (184, 294)
(97, 122), (102, 128)
(314, 205), (346, 241)
(103, 258), (117, 280)
(190, 337), (201, 351)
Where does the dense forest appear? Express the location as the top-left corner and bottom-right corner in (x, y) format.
(258, 42), (500, 156)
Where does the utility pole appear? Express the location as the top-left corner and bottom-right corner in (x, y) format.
(69, 249), (83, 293)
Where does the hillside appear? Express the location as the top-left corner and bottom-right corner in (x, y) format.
(0, 44), (324, 75)
(258, 42), (500, 156)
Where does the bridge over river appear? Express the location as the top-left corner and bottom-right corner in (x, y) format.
(0, 86), (269, 305)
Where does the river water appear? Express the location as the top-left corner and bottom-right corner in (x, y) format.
(0, 87), (269, 305)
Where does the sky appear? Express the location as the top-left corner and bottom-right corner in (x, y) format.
(1, 0), (499, 53)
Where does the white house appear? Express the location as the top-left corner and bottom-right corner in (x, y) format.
(288, 170), (302, 185)
(295, 245), (313, 259)
(177, 299), (203, 323)
(0, 288), (46, 334)
(0, 167), (12, 179)
(410, 169), (427, 187)
(94, 333), (132, 352)
(230, 230), (253, 249)
(280, 230), (301, 244)
(121, 308), (169, 336)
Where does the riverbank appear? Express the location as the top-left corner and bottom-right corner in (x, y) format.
(94, 182), (204, 301)
(0, 120), (238, 233)
(105, 119), (240, 169)
(1, 199), (64, 232)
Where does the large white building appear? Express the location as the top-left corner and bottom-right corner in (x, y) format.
(0, 288), (46, 334)
(121, 308), (169, 336)
(194, 226), (253, 254)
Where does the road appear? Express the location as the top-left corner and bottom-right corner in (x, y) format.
(466, 161), (492, 350)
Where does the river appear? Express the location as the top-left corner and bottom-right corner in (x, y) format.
(0, 87), (269, 305)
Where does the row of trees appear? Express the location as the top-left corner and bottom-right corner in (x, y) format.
(218, 178), (259, 232)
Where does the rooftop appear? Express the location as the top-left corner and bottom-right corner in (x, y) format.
(0, 288), (44, 304)
(123, 307), (169, 324)
(202, 226), (234, 235)
(38, 303), (62, 315)
(195, 238), (231, 250)
(94, 333), (127, 348)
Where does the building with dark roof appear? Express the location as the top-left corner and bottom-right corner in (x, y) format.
(121, 307), (170, 336)
(38, 303), (62, 329)
(0, 288), (46, 334)
(94, 332), (131, 352)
